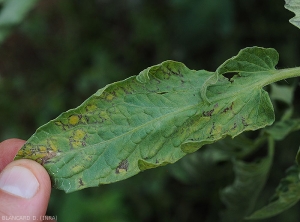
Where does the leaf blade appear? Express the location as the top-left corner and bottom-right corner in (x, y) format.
(220, 137), (274, 222)
(246, 165), (300, 220)
(15, 47), (282, 192)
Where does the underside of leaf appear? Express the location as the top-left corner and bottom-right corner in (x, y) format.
(15, 47), (282, 192)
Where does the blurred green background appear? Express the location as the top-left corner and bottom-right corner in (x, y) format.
(0, 0), (300, 221)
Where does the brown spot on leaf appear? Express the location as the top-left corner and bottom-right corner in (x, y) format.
(242, 117), (249, 127)
(210, 122), (216, 135)
(167, 67), (183, 77)
(40, 151), (57, 165)
(116, 159), (129, 174)
(120, 86), (134, 95)
(79, 178), (84, 187)
(55, 121), (68, 130)
(156, 91), (168, 95)
(203, 109), (214, 117)
(222, 102), (234, 114)
(232, 122), (237, 130)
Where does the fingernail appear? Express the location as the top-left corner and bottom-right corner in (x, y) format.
(0, 166), (39, 199)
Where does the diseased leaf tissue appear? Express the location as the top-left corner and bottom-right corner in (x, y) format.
(15, 47), (300, 193)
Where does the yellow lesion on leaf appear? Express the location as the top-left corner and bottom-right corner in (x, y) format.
(55, 121), (63, 126)
(72, 164), (85, 173)
(54, 121), (69, 130)
(48, 140), (58, 152)
(214, 124), (222, 134)
(117, 169), (127, 174)
(24, 143), (33, 150)
(73, 129), (86, 141)
(70, 140), (82, 149)
(17, 143), (49, 163)
(69, 115), (80, 125)
(99, 110), (110, 119)
(86, 104), (97, 112)
(70, 129), (87, 149)
(18, 143), (41, 158)
(106, 93), (114, 101)
(38, 145), (47, 152)
(17, 148), (32, 157)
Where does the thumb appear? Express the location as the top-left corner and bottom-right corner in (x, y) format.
(0, 152), (51, 221)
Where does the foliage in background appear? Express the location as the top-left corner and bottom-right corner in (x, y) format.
(1, 0), (300, 221)
(285, 0), (300, 29)
(0, 0), (38, 43)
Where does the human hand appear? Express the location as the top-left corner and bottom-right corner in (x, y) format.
(0, 139), (53, 222)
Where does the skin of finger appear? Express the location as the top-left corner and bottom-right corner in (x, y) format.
(0, 138), (26, 171)
(0, 159), (52, 221)
(0, 139), (52, 221)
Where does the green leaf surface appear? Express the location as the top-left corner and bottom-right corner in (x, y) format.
(14, 47), (300, 192)
(246, 165), (300, 220)
(285, 0), (300, 29)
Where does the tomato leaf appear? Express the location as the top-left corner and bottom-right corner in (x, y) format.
(15, 47), (300, 192)
(265, 119), (300, 140)
(221, 145), (273, 221)
(246, 165), (300, 220)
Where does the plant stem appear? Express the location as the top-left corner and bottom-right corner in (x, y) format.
(262, 67), (300, 87)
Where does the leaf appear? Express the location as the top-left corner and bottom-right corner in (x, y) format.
(265, 118), (300, 140)
(220, 138), (274, 222)
(14, 47), (300, 193)
(201, 47), (278, 104)
(0, 0), (38, 44)
(218, 134), (269, 160)
(270, 83), (295, 105)
(216, 47), (279, 75)
(246, 165), (300, 220)
(285, 0), (300, 29)
(295, 147), (300, 167)
(170, 143), (231, 184)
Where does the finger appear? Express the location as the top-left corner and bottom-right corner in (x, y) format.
(0, 159), (52, 222)
(0, 138), (26, 171)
